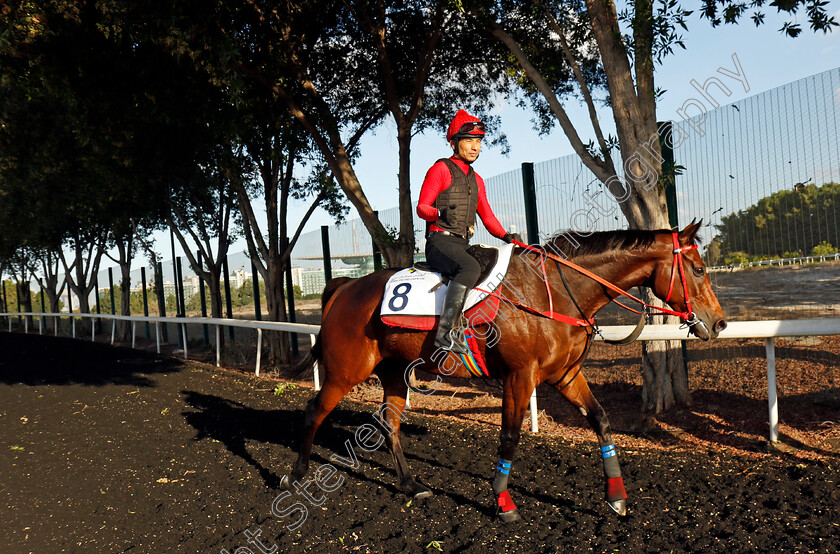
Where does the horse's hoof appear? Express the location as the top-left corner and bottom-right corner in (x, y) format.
(608, 498), (628, 516)
(413, 488), (433, 500)
(279, 475), (292, 491)
(402, 479), (432, 499)
(498, 509), (521, 523)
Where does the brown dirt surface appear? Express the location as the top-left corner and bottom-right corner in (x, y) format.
(2, 332), (839, 553)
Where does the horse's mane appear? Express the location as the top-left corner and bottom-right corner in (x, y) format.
(544, 226), (700, 259)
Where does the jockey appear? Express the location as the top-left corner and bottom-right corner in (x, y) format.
(416, 109), (514, 354)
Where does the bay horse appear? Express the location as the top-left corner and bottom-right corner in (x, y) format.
(283, 221), (726, 521)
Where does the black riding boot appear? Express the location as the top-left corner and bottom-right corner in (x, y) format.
(434, 281), (470, 354)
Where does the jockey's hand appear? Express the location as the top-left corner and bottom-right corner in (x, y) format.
(502, 233), (522, 244)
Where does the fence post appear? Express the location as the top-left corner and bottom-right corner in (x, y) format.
(141, 267), (150, 339)
(198, 251), (209, 345)
(40, 289), (46, 333)
(321, 225), (333, 282)
(285, 237), (299, 355)
(68, 284), (74, 338)
(108, 268), (116, 316)
(176, 257), (187, 349)
(659, 120), (690, 373)
(95, 279), (100, 313)
(255, 328), (263, 376)
(16, 280), (22, 329)
(176, 257), (187, 317)
(181, 323), (188, 359)
(371, 211), (383, 271)
(1, 280), (7, 330)
(765, 338), (779, 443)
(529, 388), (539, 433)
(223, 257), (234, 340)
(252, 260), (262, 321)
(156, 261), (168, 342)
(215, 325), (221, 367)
(521, 162), (539, 245)
(311, 334), (320, 391)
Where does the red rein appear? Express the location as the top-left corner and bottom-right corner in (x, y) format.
(507, 234), (698, 325)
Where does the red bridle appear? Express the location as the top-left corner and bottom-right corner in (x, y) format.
(664, 232), (699, 318)
(509, 232), (700, 324)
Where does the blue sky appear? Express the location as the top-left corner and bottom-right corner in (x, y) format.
(311, 4), (840, 230)
(157, 3), (840, 262)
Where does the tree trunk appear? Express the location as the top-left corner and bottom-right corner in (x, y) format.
(264, 262), (291, 365)
(394, 124), (417, 268)
(119, 263), (132, 339)
(16, 280), (33, 328)
(584, 0), (689, 415)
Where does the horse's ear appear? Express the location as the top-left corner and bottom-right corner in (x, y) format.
(679, 219), (703, 244)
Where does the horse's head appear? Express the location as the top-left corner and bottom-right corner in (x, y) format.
(651, 220), (727, 340)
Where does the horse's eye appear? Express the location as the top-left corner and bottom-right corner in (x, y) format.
(693, 266), (705, 277)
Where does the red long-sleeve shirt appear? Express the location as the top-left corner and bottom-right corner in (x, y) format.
(416, 157), (507, 239)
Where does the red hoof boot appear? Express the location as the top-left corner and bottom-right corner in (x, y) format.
(606, 477), (628, 516)
(496, 490), (521, 523)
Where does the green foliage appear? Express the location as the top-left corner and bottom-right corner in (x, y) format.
(273, 382), (298, 396)
(715, 182), (840, 259)
(697, 0), (838, 38)
(723, 251), (750, 266)
(1, 278), (63, 313)
(811, 241), (837, 257)
(97, 285), (159, 316)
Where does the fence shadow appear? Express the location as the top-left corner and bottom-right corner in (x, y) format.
(0, 331), (182, 387)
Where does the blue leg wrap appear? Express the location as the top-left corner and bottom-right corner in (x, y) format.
(492, 458), (513, 494)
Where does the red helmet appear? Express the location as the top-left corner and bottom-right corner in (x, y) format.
(446, 109), (486, 142)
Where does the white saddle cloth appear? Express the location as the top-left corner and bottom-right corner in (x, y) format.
(380, 244), (515, 317)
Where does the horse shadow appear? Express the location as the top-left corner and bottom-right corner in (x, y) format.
(180, 389), (584, 517)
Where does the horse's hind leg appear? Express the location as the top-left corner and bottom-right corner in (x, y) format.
(282, 377), (357, 488)
(377, 366), (432, 499)
(555, 370), (628, 516)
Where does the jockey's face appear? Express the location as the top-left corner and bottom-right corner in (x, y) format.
(450, 136), (482, 164)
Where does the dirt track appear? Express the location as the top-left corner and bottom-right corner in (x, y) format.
(2, 332), (839, 553)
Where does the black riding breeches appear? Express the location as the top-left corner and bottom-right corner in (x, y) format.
(425, 233), (480, 287)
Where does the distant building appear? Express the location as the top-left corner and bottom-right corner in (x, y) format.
(183, 275), (200, 298)
(231, 268), (250, 289)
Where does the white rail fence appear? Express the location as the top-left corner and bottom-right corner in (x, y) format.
(708, 251), (840, 272)
(3, 312), (840, 442)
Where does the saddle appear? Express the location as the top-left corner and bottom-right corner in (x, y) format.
(380, 244), (515, 330)
(412, 244), (500, 288)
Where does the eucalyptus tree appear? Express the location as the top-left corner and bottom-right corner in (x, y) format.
(167, 162), (241, 321)
(343, 0), (511, 265)
(470, 0), (837, 414)
(234, 105), (348, 364)
(27, 247), (66, 315)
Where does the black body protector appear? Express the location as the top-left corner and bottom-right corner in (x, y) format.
(430, 158), (478, 238)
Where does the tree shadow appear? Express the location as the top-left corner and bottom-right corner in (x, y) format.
(579, 383), (840, 459)
(0, 331), (183, 387)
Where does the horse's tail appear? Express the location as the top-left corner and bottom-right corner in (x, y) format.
(290, 333), (321, 380)
(291, 277), (353, 380)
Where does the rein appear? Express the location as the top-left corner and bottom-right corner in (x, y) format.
(498, 233), (699, 327)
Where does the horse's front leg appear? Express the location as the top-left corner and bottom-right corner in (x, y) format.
(493, 370), (536, 523)
(555, 370), (628, 516)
